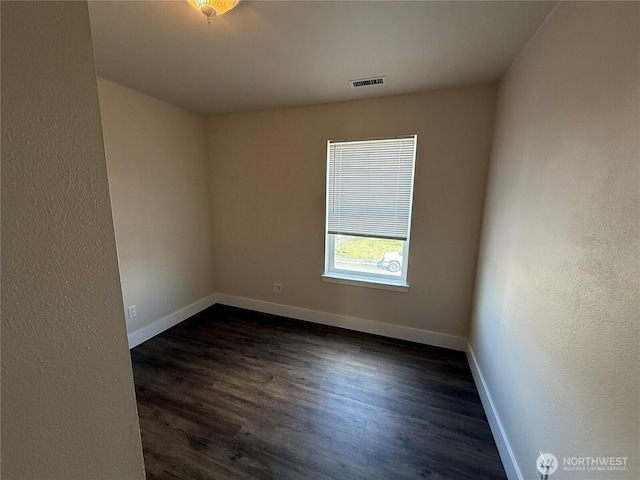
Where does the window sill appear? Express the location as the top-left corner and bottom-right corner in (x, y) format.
(321, 273), (409, 292)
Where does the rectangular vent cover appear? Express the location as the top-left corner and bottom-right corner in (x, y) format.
(349, 76), (387, 88)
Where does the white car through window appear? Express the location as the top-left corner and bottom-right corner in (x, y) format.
(377, 251), (403, 273)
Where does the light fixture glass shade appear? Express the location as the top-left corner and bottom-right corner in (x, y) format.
(188, 0), (239, 19)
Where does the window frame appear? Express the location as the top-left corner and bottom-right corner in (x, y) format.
(322, 135), (417, 291)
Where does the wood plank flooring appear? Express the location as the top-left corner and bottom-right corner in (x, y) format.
(131, 304), (507, 480)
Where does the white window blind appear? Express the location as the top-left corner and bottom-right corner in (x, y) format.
(326, 136), (417, 240)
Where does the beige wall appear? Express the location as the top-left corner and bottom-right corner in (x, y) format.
(208, 85), (497, 337)
(97, 78), (216, 335)
(470, 2), (639, 479)
(1, 2), (145, 479)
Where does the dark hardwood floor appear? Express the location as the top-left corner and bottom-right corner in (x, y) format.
(131, 304), (507, 480)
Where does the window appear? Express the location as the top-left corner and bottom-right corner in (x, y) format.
(323, 135), (417, 290)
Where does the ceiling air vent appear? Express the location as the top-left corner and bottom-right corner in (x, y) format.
(349, 76), (387, 88)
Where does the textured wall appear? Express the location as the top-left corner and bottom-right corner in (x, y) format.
(470, 2), (639, 479)
(1, 3), (145, 479)
(97, 78), (216, 335)
(208, 85), (497, 337)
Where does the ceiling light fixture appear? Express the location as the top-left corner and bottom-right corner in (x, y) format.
(187, 0), (239, 23)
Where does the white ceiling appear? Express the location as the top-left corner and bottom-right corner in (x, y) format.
(88, 1), (555, 117)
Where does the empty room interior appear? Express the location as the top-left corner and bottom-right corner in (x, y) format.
(2, 1), (638, 480)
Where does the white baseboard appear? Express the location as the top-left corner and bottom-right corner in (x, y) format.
(128, 291), (467, 351)
(467, 344), (523, 480)
(127, 293), (218, 348)
(217, 294), (467, 351)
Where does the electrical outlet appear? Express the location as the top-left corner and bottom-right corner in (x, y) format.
(127, 305), (137, 319)
(273, 283), (283, 293)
